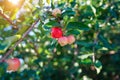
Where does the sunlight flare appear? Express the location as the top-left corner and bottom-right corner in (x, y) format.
(8, 0), (20, 5)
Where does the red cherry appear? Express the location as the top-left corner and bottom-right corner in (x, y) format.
(51, 27), (63, 38)
(58, 36), (68, 46)
(5, 58), (20, 72)
(67, 35), (75, 44)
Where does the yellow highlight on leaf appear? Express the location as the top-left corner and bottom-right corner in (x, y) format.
(46, 0), (51, 4)
(5, 34), (21, 43)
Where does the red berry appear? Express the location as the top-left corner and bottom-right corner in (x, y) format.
(58, 36), (68, 46)
(51, 27), (63, 38)
(52, 8), (62, 17)
(67, 35), (75, 44)
(5, 58), (20, 72)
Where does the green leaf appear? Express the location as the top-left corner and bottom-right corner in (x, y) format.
(94, 60), (102, 74)
(0, 19), (9, 25)
(90, 5), (96, 16)
(78, 54), (93, 60)
(66, 22), (90, 31)
(95, 21), (99, 31)
(69, 0), (73, 3)
(76, 41), (93, 47)
(4, 35), (21, 44)
(17, 26), (30, 35)
(67, 29), (80, 35)
(0, 42), (10, 53)
(69, 67), (78, 74)
(44, 21), (60, 29)
(62, 11), (75, 17)
(62, 7), (76, 16)
(80, 59), (92, 65)
(61, 57), (71, 62)
(0, 62), (8, 77)
(98, 34), (112, 49)
(0, 35), (21, 53)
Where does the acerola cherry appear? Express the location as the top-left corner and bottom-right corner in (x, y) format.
(5, 58), (20, 72)
(51, 27), (63, 38)
(67, 35), (75, 44)
(58, 36), (68, 46)
(52, 8), (62, 17)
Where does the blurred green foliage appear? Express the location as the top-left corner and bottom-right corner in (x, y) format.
(0, 0), (120, 80)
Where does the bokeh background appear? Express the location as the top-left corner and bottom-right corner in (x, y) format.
(0, 0), (120, 80)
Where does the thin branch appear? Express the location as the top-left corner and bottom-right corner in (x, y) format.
(92, 32), (99, 63)
(0, 10), (17, 29)
(0, 19), (40, 62)
(92, 46), (96, 63)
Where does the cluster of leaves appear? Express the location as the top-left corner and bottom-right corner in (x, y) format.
(0, 0), (120, 80)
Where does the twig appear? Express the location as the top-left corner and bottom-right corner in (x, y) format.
(0, 19), (40, 62)
(92, 46), (96, 63)
(0, 10), (17, 29)
(92, 32), (99, 63)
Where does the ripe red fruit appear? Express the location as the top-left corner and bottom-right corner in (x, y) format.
(67, 35), (75, 44)
(51, 27), (63, 38)
(58, 36), (68, 46)
(52, 8), (62, 17)
(5, 58), (20, 72)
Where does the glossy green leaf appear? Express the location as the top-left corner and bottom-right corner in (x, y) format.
(0, 42), (10, 53)
(78, 54), (93, 60)
(76, 41), (93, 47)
(67, 29), (80, 35)
(94, 60), (102, 74)
(90, 5), (96, 16)
(62, 7), (76, 16)
(44, 21), (60, 29)
(66, 22), (90, 31)
(98, 34), (112, 49)
(4, 35), (21, 43)
(80, 58), (92, 65)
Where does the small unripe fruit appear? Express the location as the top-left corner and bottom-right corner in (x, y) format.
(51, 27), (63, 38)
(52, 8), (62, 17)
(67, 35), (75, 44)
(5, 58), (20, 72)
(58, 36), (68, 46)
